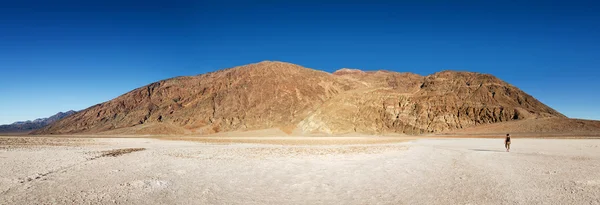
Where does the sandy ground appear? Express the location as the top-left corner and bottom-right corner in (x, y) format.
(1, 136), (600, 205)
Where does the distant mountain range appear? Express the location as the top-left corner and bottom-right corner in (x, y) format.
(0, 111), (76, 133)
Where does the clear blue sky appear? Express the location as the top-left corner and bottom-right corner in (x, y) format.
(1, 0), (599, 124)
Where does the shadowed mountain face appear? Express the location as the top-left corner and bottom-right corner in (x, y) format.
(0, 111), (76, 133)
(34, 61), (565, 135)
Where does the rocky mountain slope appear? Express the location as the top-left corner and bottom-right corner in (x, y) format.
(34, 61), (570, 135)
(446, 118), (600, 135)
(0, 111), (76, 133)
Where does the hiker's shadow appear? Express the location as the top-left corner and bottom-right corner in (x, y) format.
(470, 149), (506, 153)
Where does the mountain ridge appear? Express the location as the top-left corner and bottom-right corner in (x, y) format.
(0, 110), (76, 133)
(33, 61), (573, 135)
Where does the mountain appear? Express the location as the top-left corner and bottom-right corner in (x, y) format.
(0, 111), (76, 133)
(446, 118), (600, 135)
(34, 61), (576, 135)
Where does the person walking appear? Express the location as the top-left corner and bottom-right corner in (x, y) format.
(505, 134), (511, 152)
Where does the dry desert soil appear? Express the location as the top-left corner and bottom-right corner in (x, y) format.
(1, 135), (600, 205)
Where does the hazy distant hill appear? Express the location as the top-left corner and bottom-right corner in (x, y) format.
(0, 111), (76, 133)
(34, 61), (593, 135)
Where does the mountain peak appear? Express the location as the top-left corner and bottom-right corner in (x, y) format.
(226, 61), (310, 73)
(332, 68), (364, 75)
(246, 60), (302, 68)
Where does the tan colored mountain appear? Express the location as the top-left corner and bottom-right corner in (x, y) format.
(447, 118), (600, 135)
(34, 61), (578, 135)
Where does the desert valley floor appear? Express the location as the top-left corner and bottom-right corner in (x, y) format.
(1, 136), (600, 205)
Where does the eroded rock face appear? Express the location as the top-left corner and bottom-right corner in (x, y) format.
(34, 61), (565, 135)
(299, 70), (564, 134)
